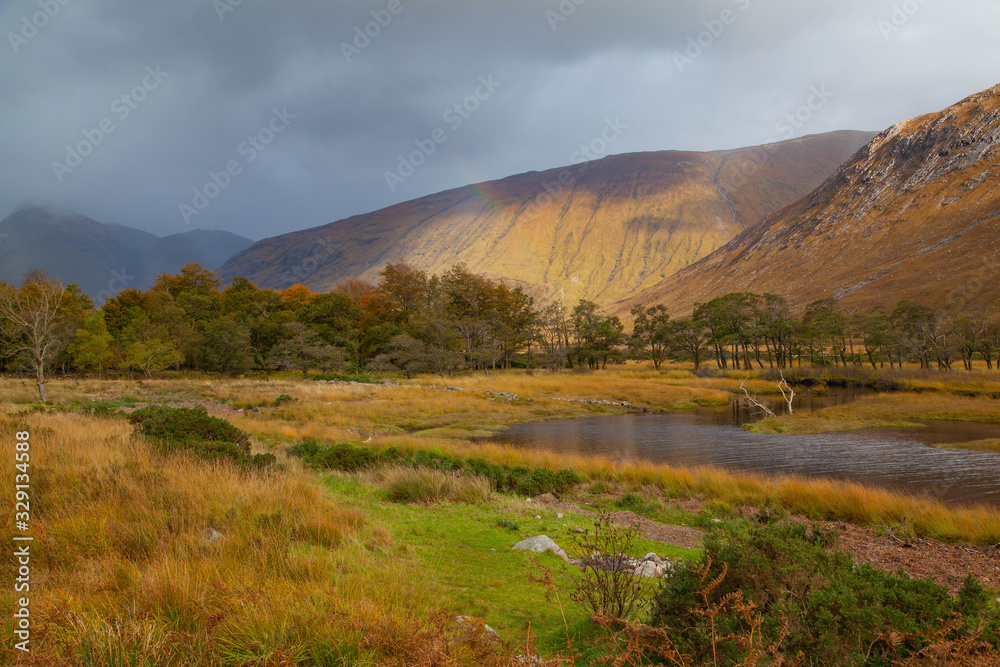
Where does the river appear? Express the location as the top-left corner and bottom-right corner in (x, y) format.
(498, 389), (1000, 507)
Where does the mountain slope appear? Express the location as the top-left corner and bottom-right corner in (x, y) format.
(219, 131), (874, 304)
(615, 84), (1000, 317)
(0, 208), (253, 300)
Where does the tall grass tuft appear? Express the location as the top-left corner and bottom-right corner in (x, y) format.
(382, 466), (493, 505)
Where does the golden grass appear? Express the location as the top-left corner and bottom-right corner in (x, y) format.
(747, 414), (925, 434)
(404, 366), (732, 410)
(371, 466), (495, 505)
(17, 372), (991, 547)
(4, 371), (1000, 663)
(747, 391), (1000, 435)
(0, 411), (439, 665)
(932, 439), (1000, 453)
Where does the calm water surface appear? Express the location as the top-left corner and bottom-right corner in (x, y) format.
(499, 390), (1000, 507)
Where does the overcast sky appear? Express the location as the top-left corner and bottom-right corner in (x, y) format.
(2, 0), (998, 241)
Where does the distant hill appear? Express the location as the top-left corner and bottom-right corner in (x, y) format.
(219, 131), (875, 305)
(0, 208), (253, 301)
(614, 84), (1000, 317)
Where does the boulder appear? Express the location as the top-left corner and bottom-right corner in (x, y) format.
(513, 535), (569, 562)
(633, 561), (664, 578)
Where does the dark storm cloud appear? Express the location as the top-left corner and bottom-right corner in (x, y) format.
(1, 0), (998, 241)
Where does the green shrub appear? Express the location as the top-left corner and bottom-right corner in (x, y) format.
(289, 441), (403, 471)
(650, 517), (998, 665)
(128, 406), (273, 469)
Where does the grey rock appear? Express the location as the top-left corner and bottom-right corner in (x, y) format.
(533, 515), (542, 520)
(203, 528), (224, 544)
(556, 512), (564, 519)
(570, 528), (586, 534)
(513, 535), (569, 562)
(640, 552), (662, 565)
(633, 561), (665, 578)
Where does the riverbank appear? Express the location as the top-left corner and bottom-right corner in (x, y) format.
(748, 391), (1000, 434)
(4, 371), (1000, 664)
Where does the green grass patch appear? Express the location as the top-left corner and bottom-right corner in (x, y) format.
(932, 439), (1000, 453)
(289, 440), (584, 497)
(320, 473), (701, 656)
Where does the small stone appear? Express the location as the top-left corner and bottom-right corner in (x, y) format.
(556, 513), (564, 519)
(525, 498), (533, 503)
(513, 535), (569, 562)
(203, 528), (224, 544)
(533, 515), (542, 520)
(640, 553), (662, 565)
(571, 528), (586, 534)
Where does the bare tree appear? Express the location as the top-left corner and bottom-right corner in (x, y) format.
(0, 271), (67, 403)
(738, 377), (776, 418)
(738, 373), (795, 418)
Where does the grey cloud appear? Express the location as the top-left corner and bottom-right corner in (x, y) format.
(1, 0), (998, 241)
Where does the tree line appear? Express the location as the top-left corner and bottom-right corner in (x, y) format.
(2, 263), (998, 402)
(630, 293), (1000, 373)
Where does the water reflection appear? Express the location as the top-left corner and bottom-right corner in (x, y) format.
(499, 390), (1000, 507)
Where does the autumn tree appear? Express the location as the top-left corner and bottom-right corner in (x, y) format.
(630, 304), (671, 370)
(268, 322), (343, 376)
(0, 271), (68, 402)
(69, 312), (115, 375)
(538, 302), (571, 371)
(200, 317), (253, 376)
(119, 314), (183, 378)
(670, 318), (707, 371)
(572, 301), (625, 369)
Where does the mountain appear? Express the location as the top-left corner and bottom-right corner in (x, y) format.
(0, 208), (253, 300)
(614, 84), (1000, 317)
(219, 131), (875, 305)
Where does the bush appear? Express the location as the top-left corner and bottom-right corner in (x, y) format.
(650, 517), (999, 665)
(288, 441), (582, 497)
(128, 406), (274, 469)
(571, 514), (649, 621)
